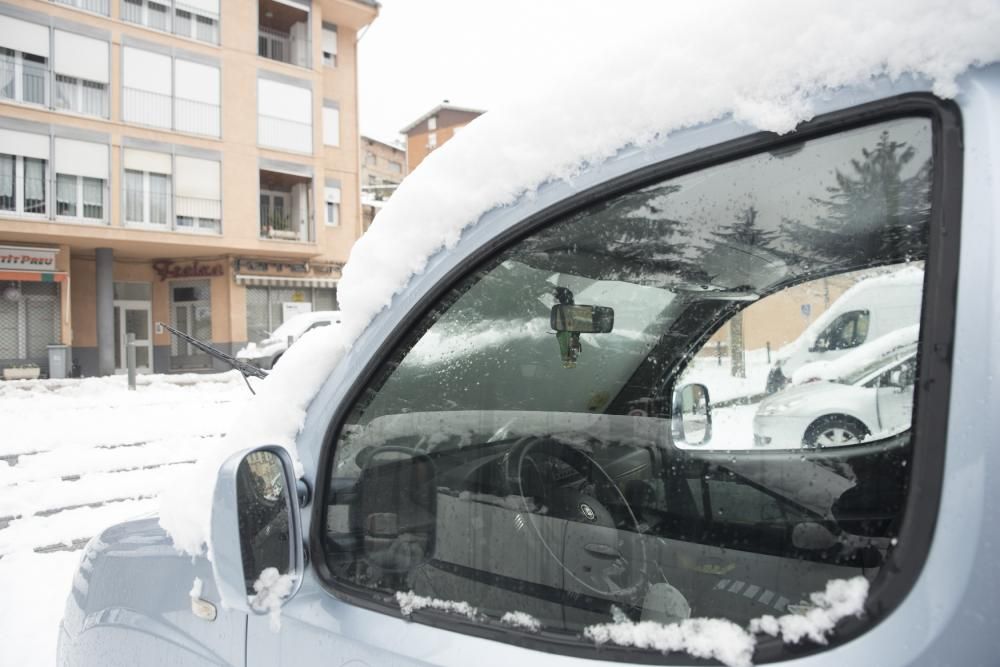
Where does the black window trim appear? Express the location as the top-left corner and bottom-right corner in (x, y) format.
(308, 93), (962, 665)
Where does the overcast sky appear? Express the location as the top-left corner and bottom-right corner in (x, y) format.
(357, 0), (636, 145)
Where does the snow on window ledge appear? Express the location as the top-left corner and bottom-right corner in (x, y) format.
(500, 611), (542, 632)
(584, 577), (869, 667)
(396, 590), (480, 621)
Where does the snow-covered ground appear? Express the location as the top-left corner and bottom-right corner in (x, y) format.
(0, 371), (250, 667)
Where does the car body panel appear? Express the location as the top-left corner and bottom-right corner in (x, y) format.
(57, 518), (246, 667)
(59, 66), (1000, 666)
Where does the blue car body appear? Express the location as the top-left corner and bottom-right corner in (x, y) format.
(59, 67), (1000, 666)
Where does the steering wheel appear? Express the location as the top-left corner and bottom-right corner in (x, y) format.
(503, 436), (649, 602)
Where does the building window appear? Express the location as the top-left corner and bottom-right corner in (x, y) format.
(427, 132), (438, 149)
(124, 148), (173, 228)
(55, 137), (109, 222)
(325, 186), (340, 227)
(427, 115), (437, 131)
(55, 0), (111, 15)
(123, 47), (220, 137)
(0, 49), (49, 107)
(174, 155), (221, 234)
(52, 30), (110, 118)
(121, 0), (219, 44)
(322, 25), (337, 67)
(258, 78), (313, 154)
(387, 160), (402, 175)
(323, 106), (340, 147)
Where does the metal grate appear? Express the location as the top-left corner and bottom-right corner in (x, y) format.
(0, 282), (61, 371)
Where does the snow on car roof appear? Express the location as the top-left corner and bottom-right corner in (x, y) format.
(160, 0), (1000, 563)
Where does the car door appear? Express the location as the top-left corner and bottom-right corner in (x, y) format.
(243, 105), (955, 667)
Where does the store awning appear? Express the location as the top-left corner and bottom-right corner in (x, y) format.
(0, 270), (67, 283)
(235, 274), (338, 288)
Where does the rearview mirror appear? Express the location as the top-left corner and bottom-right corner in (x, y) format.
(550, 304), (614, 333)
(209, 446), (303, 615)
(671, 383), (712, 446)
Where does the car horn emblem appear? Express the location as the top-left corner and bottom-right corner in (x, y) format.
(579, 503), (597, 521)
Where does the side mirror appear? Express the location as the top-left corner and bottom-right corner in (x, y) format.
(210, 446), (303, 615)
(671, 383), (712, 446)
(550, 304), (614, 333)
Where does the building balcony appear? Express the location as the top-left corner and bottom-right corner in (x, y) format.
(258, 0), (310, 68)
(259, 169), (312, 243)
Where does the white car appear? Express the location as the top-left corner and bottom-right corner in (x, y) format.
(754, 330), (918, 448)
(236, 310), (341, 370)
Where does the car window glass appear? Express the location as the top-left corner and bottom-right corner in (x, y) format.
(321, 117), (932, 648)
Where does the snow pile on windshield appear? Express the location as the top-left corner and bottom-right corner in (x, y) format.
(501, 611), (542, 632)
(250, 567), (296, 631)
(749, 576), (869, 645)
(396, 590), (479, 621)
(160, 1), (1000, 557)
(586, 576), (869, 667)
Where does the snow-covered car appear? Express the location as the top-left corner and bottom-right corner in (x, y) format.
(236, 311), (341, 370)
(753, 331), (918, 448)
(764, 269), (923, 393)
(58, 10), (1000, 667)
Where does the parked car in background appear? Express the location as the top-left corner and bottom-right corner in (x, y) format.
(754, 326), (919, 448)
(765, 268), (923, 393)
(236, 311), (341, 370)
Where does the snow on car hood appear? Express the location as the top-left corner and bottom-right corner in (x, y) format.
(159, 0), (1000, 558)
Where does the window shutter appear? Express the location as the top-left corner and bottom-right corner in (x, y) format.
(55, 138), (108, 179)
(54, 31), (109, 84)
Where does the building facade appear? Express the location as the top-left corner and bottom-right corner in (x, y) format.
(400, 102), (482, 173)
(0, 0), (378, 376)
(359, 134), (404, 230)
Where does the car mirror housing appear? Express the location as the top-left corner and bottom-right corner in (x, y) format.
(210, 445), (304, 613)
(671, 383), (712, 446)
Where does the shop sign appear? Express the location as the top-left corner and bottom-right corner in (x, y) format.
(234, 258), (338, 275)
(0, 245), (58, 271)
(153, 260), (224, 281)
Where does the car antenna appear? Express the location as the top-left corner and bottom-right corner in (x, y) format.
(156, 321), (268, 395)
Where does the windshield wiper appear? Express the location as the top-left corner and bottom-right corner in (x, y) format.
(156, 321), (268, 394)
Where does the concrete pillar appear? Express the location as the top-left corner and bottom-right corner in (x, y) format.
(95, 248), (114, 376)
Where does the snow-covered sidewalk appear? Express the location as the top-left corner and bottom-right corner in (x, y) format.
(0, 371), (250, 666)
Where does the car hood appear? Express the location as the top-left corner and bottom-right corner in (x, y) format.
(757, 381), (861, 416)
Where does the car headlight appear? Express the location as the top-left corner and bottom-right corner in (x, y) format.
(758, 397), (805, 416)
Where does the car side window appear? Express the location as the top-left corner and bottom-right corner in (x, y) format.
(812, 310), (870, 351)
(319, 116), (935, 654)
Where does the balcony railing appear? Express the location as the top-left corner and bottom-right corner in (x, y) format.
(258, 26), (309, 67)
(0, 56), (48, 106)
(55, 0), (110, 15)
(258, 114), (312, 153)
(123, 87), (219, 137)
(259, 206), (305, 241)
(121, 0), (219, 45)
(123, 87), (172, 129)
(54, 76), (109, 118)
(175, 96), (220, 137)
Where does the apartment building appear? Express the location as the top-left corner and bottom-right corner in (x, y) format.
(400, 101), (482, 172)
(359, 134), (403, 230)
(0, 0), (378, 376)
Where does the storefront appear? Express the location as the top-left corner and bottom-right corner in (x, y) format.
(0, 244), (68, 377)
(233, 257), (339, 344)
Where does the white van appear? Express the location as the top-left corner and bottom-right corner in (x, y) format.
(765, 267), (923, 392)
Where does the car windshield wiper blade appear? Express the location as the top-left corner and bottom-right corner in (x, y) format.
(156, 321), (268, 394)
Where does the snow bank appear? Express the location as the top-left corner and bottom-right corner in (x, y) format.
(586, 576), (869, 667)
(160, 1), (1000, 557)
